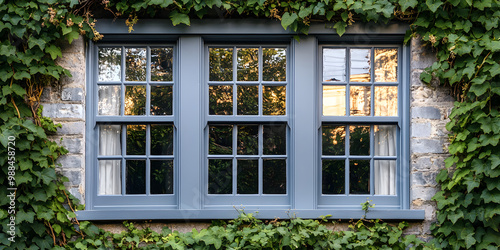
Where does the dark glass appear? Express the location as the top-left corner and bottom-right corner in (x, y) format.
(151, 47), (173, 81)
(349, 126), (370, 155)
(126, 160), (146, 194)
(350, 49), (371, 82)
(263, 124), (286, 155)
(350, 160), (370, 194)
(208, 159), (233, 194)
(237, 160), (258, 194)
(209, 48), (233, 81)
(237, 48), (259, 81)
(126, 125), (146, 155)
(374, 48), (398, 82)
(263, 86), (286, 115)
(323, 48), (346, 82)
(237, 125), (258, 155)
(209, 85), (233, 115)
(125, 85), (146, 115)
(263, 159), (286, 194)
(322, 125), (346, 155)
(263, 48), (286, 81)
(151, 124), (173, 155)
(98, 47), (121, 82)
(150, 160), (173, 194)
(151, 85), (173, 115)
(237, 85), (258, 115)
(126, 48), (147, 81)
(350, 86), (371, 116)
(209, 125), (233, 155)
(322, 160), (345, 194)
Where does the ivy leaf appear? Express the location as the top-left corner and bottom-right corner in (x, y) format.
(425, 0), (443, 13)
(298, 5), (313, 19)
(13, 71), (30, 80)
(11, 83), (26, 96)
(45, 45), (62, 60)
(281, 12), (298, 30)
(490, 155), (500, 169)
(16, 210), (35, 223)
(473, 0), (491, 10)
(333, 21), (347, 37)
(39, 168), (57, 184)
(399, 0), (418, 12)
(66, 31), (80, 44)
(0, 44), (15, 56)
(28, 36), (46, 50)
(170, 11), (190, 26)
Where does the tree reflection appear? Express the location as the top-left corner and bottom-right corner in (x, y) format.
(98, 47), (121, 82)
(263, 86), (286, 115)
(125, 85), (146, 115)
(263, 48), (286, 81)
(151, 86), (173, 115)
(126, 48), (146, 81)
(151, 48), (173, 82)
(209, 48), (233, 81)
(237, 48), (259, 81)
(209, 85), (233, 115)
(322, 126), (346, 155)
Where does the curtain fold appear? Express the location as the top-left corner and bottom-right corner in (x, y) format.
(374, 125), (396, 195)
(99, 125), (122, 195)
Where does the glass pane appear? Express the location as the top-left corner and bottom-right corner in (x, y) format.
(350, 126), (370, 155)
(209, 125), (233, 155)
(151, 47), (173, 81)
(209, 48), (233, 81)
(323, 86), (346, 116)
(322, 160), (345, 195)
(263, 48), (286, 81)
(237, 48), (258, 81)
(98, 160), (121, 195)
(350, 160), (370, 194)
(263, 86), (286, 115)
(209, 85), (233, 115)
(237, 125), (258, 155)
(263, 159), (286, 194)
(375, 86), (398, 116)
(126, 160), (146, 194)
(237, 160), (258, 194)
(125, 85), (146, 115)
(98, 47), (121, 82)
(151, 85), (173, 115)
(208, 159), (232, 194)
(375, 48), (398, 82)
(374, 125), (397, 156)
(263, 124), (286, 155)
(151, 160), (173, 194)
(374, 160), (396, 195)
(151, 124), (173, 155)
(98, 85), (121, 115)
(323, 48), (346, 82)
(322, 125), (346, 155)
(350, 49), (371, 82)
(127, 125), (146, 155)
(99, 125), (121, 155)
(237, 85), (258, 115)
(126, 48), (146, 81)
(350, 86), (371, 116)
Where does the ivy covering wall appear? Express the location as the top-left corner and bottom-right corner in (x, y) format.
(0, 0), (499, 249)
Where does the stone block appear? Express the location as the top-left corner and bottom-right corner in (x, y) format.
(411, 70), (424, 86)
(411, 186), (438, 201)
(411, 122), (431, 138)
(411, 38), (436, 70)
(59, 138), (82, 154)
(57, 122), (85, 135)
(412, 157), (432, 171)
(62, 170), (81, 186)
(411, 107), (441, 120)
(411, 139), (443, 154)
(42, 103), (84, 119)
(60, 70), (86, 88)
(411, 171), (438, 186)
(61, 88), (84, 102)
(69, 187), (83, 202)
(57, 155), (82, 168)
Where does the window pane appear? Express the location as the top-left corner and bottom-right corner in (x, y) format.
(263, 124), (286, 155)
(350, 126), (370, 155)
(209, 48), (233, 81)
(263, 48), (286, 81)
(99, 125), (121, 155)
(263, 159), (286, 194)
(98, 47), (121, 82)
(125, 85), (146, 115)
(350, 49), (371, 82)
(374, 160), (396, 195)
(323, 48), (346, 82)
(151, 124), (173, 155)
(151, 48), (173, 81)
(127, 125), (146, 155)
(208, 159), (233, 194)
(151, 85), (173, 115)
(126, 160), (146, 194)
(98, 85), (121, 116)
(237, 85), (258, 115)
(126, 48), (146, 81)
(209, 125), (233, 155)
(237, 160), (258, 194)
(322, 160), (345, 195)
(375, 86), (397, 116)
(237, 125), (258, 155)
(209, 85), (233, 115)
(323, 86), (346, 116)
(349, 160), (370, 194)
(322, 125), (346, 155)
(151, 160), (173, 194)
(237, 48), (259, 81)
(98, 160), (121, 195)
(350, 86), (371, 116)
(374, 125), (397, 156)
(263, 86), (286, 115)
(375, 48), (398, 82)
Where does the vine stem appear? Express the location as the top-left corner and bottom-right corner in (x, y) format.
(45, 221), (57, 246)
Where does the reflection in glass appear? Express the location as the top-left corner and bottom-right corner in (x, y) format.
(263, 159), (286, 194)
(99, 125), (121, 155)
(375, 48), (398, 82)
(374, 160), (396, 195)
(99, 160), (121, 195)
(375, 86), (398, 116)
(263, 48), (286, 81)
(151, 124), (173, 155)
(98, 85), (121, 115)
(322, 125), (346, 155)
(125, 85), (146, 115)
(350, 126), (370, 155)
(237, 160), (258, 194)
(323, 48), (346, 82)
(322, 160), (345, 194)
(209, 48), (233, 81)
(151, 47), (173, 81)
(209, 125), (233, 155)
(263, 124), (286, 155)
(350, 49), (371, 82)
(126, 48), (146, 81)
(263, 86), (286, 115)
(237, 125), (258, 155)
(374, 125), (397, 156)
(350, 86), (371, 116)
(127, 125), (146, 155)
(98, 47), (121, 82)
(126, 160), (146, 194)
(323, 86), (346, 116)
(237, 85), (258, 115)
(350, 160), (370, 194)
(208, 159), (232, 194)
(151, 160), (173, 194)
(237, 48), (259, 81)
(151, 85), (173, 115)
(209, 85), (233, 115)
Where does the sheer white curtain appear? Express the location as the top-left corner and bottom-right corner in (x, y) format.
(374, 125), (397, 195)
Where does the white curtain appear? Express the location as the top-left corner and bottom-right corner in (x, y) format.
(374, 125), (396, 195)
